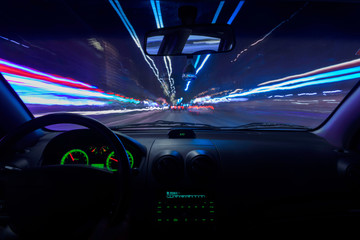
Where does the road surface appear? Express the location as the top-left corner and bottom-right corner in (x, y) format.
(33, 95), (342, 130)
(87, 107), (328, 129)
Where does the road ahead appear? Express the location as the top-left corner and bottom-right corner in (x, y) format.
(87, 107), (327, 129)
(33, 96), (341, 129)
(79, 95), (340, 129)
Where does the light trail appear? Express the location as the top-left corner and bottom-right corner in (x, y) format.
(247, 66), (360, 95)
(109, 0), (169, 95)
(192, 59), (360, 104)
(224, 72), (360, 98)
(155, 0), (164, 28)
(1, 57), (143, 106)
(258, 58), (360, 86)
(150, 0), (161, 28)
(227, 0), (245, 24)
(163, 55), (175, 94)
(4, 73), (140, 104)
(34, 107), (165, 117)
(194, 55), (201, 68)
(231, 2), (308, 62)
(184, 80), (191, 91)
(21, 95), (107, 106)
(0, 58), (95, 89)
(150, 0), (175, 95)
(188, 105), (214, 110)
(0, 35), (30, 48)
(195, 0), (242, 75)
(196, 54), (211, 74)
(212, 1), (225, 23)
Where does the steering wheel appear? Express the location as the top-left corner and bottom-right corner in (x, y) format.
(0, 113), (131, 239)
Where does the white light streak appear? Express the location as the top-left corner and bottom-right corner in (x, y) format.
(196, 54), (211, 74)
(34, 107), (165, 117)
(109, 0), (169, 95)
(231, 2), (308, 62)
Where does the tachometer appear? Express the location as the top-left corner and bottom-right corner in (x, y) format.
(106, 150), (134, 171)
(61, 149), (89, 165)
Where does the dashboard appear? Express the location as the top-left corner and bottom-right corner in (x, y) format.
(9, 128), (360, 238)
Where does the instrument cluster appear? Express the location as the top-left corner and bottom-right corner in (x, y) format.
(42, 129), (143, 170)
(60, 145), (135, 171)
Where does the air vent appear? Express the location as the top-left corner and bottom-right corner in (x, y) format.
(186, 150), (216, 182)
(152, 151), (184, 183)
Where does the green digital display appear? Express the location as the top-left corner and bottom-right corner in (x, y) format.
(166, 192), (206, 199)
(91, 163), (105, 169)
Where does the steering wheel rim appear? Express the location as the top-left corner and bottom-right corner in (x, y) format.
(0, 113), (131, 238)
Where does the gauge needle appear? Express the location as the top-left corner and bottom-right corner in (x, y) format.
(110, 157), (118, 162)
(69, 153), (75, 162)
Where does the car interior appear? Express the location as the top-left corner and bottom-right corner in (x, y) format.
(1, 0), (360, 239)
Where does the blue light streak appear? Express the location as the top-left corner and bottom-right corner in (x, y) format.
(196, 54), (211, 75)
(192, 60), (360, 104)
(259, 60), (360, 86)
(0, 35), (30, 48)
(274, 73), (360, 91)
(194, 55), (201, 68)
(184, 81), (191, 91)
(110, 0), (139, 44)
(227, 0), (245, 25)
(156, 0), (164, 28)
(195, 1), (226, 75)
(224, 72), (360, 99)
(109, 0), (168, 95)
(245, 66), (360, 95)
(150, 0), (175, 94)
(212, 1), (225, 23)
(150, 0), (161, 28)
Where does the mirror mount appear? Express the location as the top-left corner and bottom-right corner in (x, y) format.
(182, 56), (197, 82)
(178, 6), (198, 25)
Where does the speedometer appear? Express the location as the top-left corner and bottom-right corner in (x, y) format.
(60, 149), (89, 165)
(106, 150), (134, 171)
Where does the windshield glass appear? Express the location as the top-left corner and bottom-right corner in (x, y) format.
(1, 0), (359, 129)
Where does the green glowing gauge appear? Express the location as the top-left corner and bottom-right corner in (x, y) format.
(106, 150), (134, 171)
(60, 149), (89, 165)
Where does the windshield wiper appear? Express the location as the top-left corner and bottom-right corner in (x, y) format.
(230, 122), (310, 130)
(111, 120), (220, 130)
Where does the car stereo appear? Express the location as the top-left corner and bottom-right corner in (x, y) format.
(154, 191), (216, 224)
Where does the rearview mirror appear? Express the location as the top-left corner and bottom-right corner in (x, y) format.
(145, 24), (235, 56)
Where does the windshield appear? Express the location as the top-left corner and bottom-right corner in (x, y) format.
(1, 0), (359, 129)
